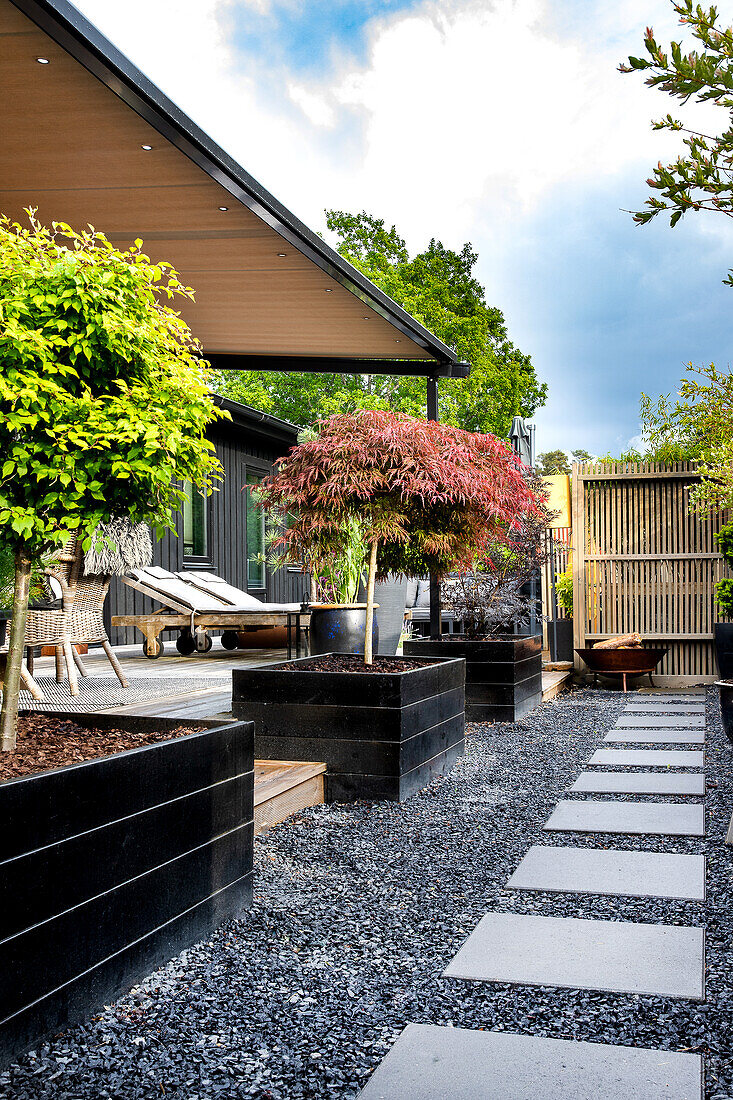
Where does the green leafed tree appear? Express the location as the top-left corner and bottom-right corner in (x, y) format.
(620, 4), (733, 508)
(213, 211), (547, 435)
(0, 213), (224, 747)
(537, 449), (571, 475)
(620, 0), (733, 270)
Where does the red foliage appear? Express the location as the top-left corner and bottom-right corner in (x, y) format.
(259, 411), (541, 578)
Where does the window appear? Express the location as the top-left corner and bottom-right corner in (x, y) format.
(182, 481), (208, 559)
(245, 471), (266, 589)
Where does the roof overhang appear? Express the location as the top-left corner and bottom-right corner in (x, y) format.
(1, 0), (465, 375)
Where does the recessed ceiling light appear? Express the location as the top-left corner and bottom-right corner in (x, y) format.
(277, 252), (287, 257)
(218, 206), (229, 211)
(36, 56), (50, 64)
(141, 144), (153, 151)
(363, 315), (371, 320)
(395, 339), (402, 343)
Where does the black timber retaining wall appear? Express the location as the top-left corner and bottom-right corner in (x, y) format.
(0, 714), (254, 1066)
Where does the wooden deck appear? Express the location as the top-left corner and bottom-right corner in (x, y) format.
(254, 761), (326, 835)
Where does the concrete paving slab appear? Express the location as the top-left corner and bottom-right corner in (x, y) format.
(625, 701), (704, 710)
(615, 715), (705, 728)
(543, 800), (705, 836)
(357, 1024), (703, 1100)
(605, 730), (705, 745)
(570, 771), (705, 796)
(506, 845), (705, 900)
(589, 748), (704, 768)
(442, 912), (704, 1000)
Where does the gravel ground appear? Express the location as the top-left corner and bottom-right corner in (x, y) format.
(2, 686), (731, 1099)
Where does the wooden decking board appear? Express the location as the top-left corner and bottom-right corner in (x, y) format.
(254, 760), (327, 804)
(254, 760), (327, 834)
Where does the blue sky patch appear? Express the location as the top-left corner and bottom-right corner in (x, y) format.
(233, 0), (420, 74)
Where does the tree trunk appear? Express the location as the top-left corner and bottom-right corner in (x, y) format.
(0, 551), (32, 751)
(364, 538), (378, 666)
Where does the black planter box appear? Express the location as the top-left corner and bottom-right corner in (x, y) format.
(714, 622), (733, 679)
(403, 634), (542, 722)
(0, 712), (254, 1067)
(232, 654), (465, 803)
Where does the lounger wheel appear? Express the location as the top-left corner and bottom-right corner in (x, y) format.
(194, 631), (212, 653)
(176, 631), (196, 656)
(142, 639), (164, 659)
(220, 630), (240, 650)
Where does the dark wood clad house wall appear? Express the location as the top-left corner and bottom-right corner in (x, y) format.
(105, 414), (303, 646)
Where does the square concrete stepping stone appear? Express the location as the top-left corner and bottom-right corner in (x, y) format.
(544, 800), (704, 836)
(615, 715), (705, 728)
(605, 730), (705, 745)
(620, 699), (704, 708)
(443, 912), (704, 999)
(589, 748), (704, 768)
(570, 771), (705, 796)
(357, 1024), (703, 1099)
(506, 845), (705, 900)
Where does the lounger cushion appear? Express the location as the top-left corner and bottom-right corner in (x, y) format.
(178, 571), (264, 608)
(127, 568), (232, 611)
(415, 579), (431, 607)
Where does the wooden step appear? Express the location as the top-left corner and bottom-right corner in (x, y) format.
(254, 759), (326, 835)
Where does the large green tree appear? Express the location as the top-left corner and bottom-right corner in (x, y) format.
(213, 211), (546, 435)
(620, 0), (733, 265)
(620, 1), (733, 508)
(0, 213), (223, 746)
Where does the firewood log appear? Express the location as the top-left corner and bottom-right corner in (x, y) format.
(593, 633), (643, 650)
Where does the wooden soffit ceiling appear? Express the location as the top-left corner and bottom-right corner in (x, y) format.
(0, 0), (454, 366)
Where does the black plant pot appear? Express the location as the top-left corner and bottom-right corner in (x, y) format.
(1, 712), (254, 1068)
(716, 680), (733, 743)
(403, 634), (542, 722)
(714, 622), (733, 679)
(309, 605), (379, 656)
(233, 653), (465, 802)
(548, 619), (574, 663)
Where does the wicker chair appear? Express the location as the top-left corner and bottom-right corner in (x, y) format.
(5, 536), (129, 698)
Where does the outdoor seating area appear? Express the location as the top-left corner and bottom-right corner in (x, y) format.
(2, 0), (733, 1096)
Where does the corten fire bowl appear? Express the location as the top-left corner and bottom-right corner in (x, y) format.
(576, 647), (668, 692)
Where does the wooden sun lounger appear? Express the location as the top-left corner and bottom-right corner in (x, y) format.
(112, 568), (308, 659)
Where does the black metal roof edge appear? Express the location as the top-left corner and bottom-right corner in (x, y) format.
(206, 353), (470, 379)
(10, 0), (459, 367)
(213, 395), (300, 442)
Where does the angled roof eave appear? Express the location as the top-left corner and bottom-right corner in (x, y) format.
(10, 0), (461, 369)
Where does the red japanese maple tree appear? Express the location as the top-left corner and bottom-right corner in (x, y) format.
(259, 411), (541, 664)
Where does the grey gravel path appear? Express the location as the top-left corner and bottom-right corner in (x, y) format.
(1, 687), (730, 1100)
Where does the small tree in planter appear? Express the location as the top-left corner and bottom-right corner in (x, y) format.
(236, 411), (541, 801)
(259, 410), (540, 662)
(405, 469), (551, 721)
(0, 213), (223, 747)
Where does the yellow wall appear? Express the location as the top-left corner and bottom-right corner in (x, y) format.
(543, 474), (571, 528)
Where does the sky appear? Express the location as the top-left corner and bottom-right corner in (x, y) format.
(74, 0), (733, 456)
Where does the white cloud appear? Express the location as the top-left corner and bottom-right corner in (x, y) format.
(72, 0), (685, 246)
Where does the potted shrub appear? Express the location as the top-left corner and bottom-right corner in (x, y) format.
(306, 515), (378, 656)
(233, 411), (538, 801)
(404, 469), (550, 722)
(0, 215), (254, 1063)
(548, 562), (574, 663)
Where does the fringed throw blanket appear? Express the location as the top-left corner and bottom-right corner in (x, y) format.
(84, 520), (153, 577)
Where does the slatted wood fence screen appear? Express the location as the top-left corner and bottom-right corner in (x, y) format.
(571, 461), (728, 683)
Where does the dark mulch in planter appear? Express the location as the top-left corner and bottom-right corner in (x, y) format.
(275, 655), (434, 673)
(1, 686), (729, 1099)
(0, 715), (201, 781)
